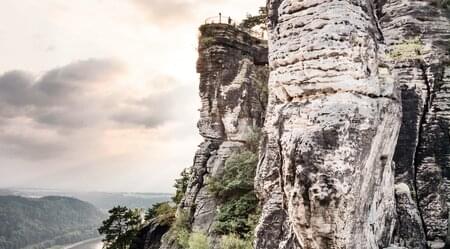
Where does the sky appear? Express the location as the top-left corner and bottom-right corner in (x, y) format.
(0, 0), (264, 193)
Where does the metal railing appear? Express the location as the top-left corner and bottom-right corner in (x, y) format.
(204, 14), (236, 25)
(204, 14), (267, 40)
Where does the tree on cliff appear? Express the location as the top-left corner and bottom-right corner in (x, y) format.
(239, 7), (267, 31)
(99, 206), (143, 249)
(172, 168), (190, 205)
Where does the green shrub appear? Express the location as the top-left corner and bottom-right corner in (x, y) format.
(177, 229), (190, 249)
(207, 148), (260, 238)
(144, 202), (176, 226)
(188, 232), (209, 249)
(171, 211), (191, 248)
(220, 234), (253, 249)
(214, 193), (260, 236)
(173, 168), (191, 205)
(208, 151), (258, 200)
(245, 129), (262, 153)
(239, 7), (267, 31)
(199, 37), (216, 48)
(389, 37), (424, 61)
(161, 210), (191, 249)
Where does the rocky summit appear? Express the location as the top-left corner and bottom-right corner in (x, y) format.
(137, 0), (450, 249)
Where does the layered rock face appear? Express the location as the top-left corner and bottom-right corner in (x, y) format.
(138, 1), (450, 248)
(380, 0), (450, 247)
(255, 0), (402, 248)
(160, 24), (269, 249)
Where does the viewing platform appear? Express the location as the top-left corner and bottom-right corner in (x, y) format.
(203, 13), (267, 40)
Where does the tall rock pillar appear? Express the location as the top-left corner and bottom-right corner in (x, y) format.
(255, 1), (402, 248)
(160, 23), (269, 249)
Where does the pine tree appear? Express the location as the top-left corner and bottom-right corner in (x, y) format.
(98, 206), (142, 249)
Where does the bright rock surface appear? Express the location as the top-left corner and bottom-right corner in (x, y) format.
(255, 0), (402, 248)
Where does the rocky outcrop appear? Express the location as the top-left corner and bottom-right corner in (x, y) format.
(159, 24), (269, 249)
(138, 1), (450, 248)
(130, 220), (171, 249)
(255, 0), (402, 248)
(380, 0), (450, 247)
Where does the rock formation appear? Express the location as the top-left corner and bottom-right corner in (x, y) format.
(131, 220), (171, 249)
(159, 23), (269, 249)
(255, 0), (402, 248)
(380, 0), (450, 247)
(136, 1), (450, 248)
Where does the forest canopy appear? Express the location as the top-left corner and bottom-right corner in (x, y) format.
(0, 196), (106, 249)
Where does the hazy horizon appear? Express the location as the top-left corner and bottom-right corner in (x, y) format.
(2, 186), (173, 194)
(0, 0), (264, 193)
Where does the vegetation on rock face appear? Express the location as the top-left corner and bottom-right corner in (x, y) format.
(208, 151), (258, 200)
(187, 232), (209, 249)
(239, 7), (268, 31)
(207, 129), (262, 244)
(163, 210), (191, 248)
(144, 202), (176, 226)
(155, 128), (261, 249)
(220, 234), (253, 249)
(98, 206), (143, 249)
(389, 37), (424, 61)
(172, 168), (191, 205)
(214, 193), (260, 236)
(199, 37), (217, 48)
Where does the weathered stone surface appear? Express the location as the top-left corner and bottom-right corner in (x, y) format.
(381, 0), (450, 246)
(152, 1), (450, 248)
(255, 0), (402, 248)
(159, 24), (269, 249)
(130, 219), (171, 249)
(392, 183), (427, 248)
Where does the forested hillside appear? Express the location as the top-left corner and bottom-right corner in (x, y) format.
(0, 196), (106, 249)
(2, 189), (172, 211)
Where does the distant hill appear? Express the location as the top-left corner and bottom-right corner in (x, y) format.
(0, 195), (106, 249)
(2, 188), (172, 212)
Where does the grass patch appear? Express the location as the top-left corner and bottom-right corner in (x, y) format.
(389, 37), (424, 61)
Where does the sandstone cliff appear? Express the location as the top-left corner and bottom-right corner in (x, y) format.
(381, 0), (450, 247)
(254, 0), (450, 249)
(137, 2), (450, 249)
(159, 23), (269, 249)
(180, 23), (268, 236)
(256, 0), (401, 248)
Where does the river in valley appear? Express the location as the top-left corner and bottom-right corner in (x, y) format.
(62, 238), (103, 249)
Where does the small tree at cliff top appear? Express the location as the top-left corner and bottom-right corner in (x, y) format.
(239, 7), (267, 31)
(99, 206), (143, 249)
(172, 168), (191, 205)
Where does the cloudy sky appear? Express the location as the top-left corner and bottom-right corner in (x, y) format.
(0, 0), (263, 193)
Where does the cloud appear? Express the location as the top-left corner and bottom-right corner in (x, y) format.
(0, 59), (196, 161)
(36, 59), (123, 100)
(112, 85), (197, 128)
(0, 59), (124, 109)
(132, 0), (197, 26)
(0, 133), (67, 160)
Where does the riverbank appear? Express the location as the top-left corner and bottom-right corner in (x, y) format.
(51, 237), (103, 249)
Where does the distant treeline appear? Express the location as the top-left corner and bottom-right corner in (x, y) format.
(0, 195), (106, 249)
(1, 189), (172, 211)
